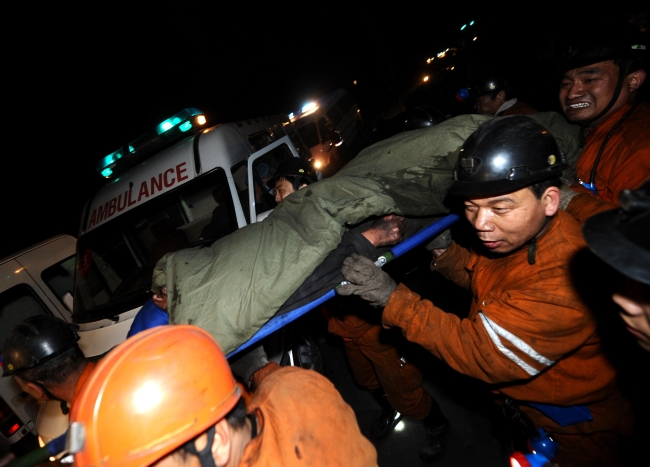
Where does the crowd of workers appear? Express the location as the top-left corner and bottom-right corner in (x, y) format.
(1, 18), (649, 467)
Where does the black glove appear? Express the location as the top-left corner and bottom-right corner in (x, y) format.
(338, 253), (397, 307)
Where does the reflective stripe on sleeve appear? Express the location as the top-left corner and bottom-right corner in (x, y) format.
(479, 312), (555, 376)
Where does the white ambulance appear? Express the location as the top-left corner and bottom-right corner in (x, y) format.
(72, 108), (309, 354)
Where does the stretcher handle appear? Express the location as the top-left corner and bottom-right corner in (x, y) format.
(226, 213), (460, 359)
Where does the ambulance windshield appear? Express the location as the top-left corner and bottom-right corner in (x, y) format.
(73, 169), (237, 322)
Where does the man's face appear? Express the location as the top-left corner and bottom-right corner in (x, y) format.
(612, 278), (650, 352)
(464, 187), (555, 254)
(152, 286), (167, 311)
(474, 94), (502, 115)
(274, 178), (296, 203)
(559, 60), (626, 128)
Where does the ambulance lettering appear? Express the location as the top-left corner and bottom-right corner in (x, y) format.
(88, 162), (189, 228)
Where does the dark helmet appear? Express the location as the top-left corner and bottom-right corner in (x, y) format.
(556, 20), (647, 75)
(556, 21), (647, 126)
(472, 76), (507, 98)
(2, 315), (80, 377)
(449, 115), (567, 197)
(583, 179), (650, 285)
(403, 105), (446, 131)
(267, 158), (316, 188)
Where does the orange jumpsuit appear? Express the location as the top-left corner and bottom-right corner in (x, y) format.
(71, 361), (97, 407)
(240, 366), (378, 467)
(326, 301), (432, 419)
(382, 210), (632, 466)
(575, 101), (650, 204)
(565, 191), (618, 224)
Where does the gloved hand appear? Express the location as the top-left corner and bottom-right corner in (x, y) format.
(338, 253), (397, 307)
(424, 228), (452, 252)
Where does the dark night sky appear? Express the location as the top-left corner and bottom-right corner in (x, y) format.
(2, 6), (646, 259)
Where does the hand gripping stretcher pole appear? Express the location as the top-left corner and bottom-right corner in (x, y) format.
(226, 213), (460, 359)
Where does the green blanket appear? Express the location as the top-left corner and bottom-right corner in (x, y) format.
(153, 112), (581, 354)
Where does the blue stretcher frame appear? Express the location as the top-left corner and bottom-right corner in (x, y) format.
(227, 213), (460, 359)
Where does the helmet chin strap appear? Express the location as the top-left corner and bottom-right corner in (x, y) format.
(24, 379), (68, 414)
(185, 426), (218, 467)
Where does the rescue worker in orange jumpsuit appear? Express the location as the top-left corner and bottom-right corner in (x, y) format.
(558, 22), (649, 204)
(2, 315), (96, 409)
(66, 325), (378, 467)
(338, 115), (634, 467)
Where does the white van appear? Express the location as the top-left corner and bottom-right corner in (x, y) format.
(0, 235), (141, 454)
(289, 88), (363, 171)
(0, 236), (76, 452)
(72, 108), (308, 357)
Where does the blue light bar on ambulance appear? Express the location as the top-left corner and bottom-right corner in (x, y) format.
(156, 108), (204, 135)
(96, 149), (124, 178)
(96, 108), (207, 179)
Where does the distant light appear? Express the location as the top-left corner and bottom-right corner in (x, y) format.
(423, 75), (429, 82)
(460, 24), (467, 31)
(353, 80), (357, 85)
(451, 66), (455, 70)
(426, 58), (432, 64)
(302, 102), (317, 113)
(470, 20), (475, 26)
(446, 48), (449, 52)
(473, 36), (478, 41)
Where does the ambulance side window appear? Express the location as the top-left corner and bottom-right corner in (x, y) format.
(233, 144), (300, 223)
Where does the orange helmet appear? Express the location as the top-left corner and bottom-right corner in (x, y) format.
(67, 325), (241, 467)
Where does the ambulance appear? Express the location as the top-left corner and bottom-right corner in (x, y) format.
(72, 108), (310, 358)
